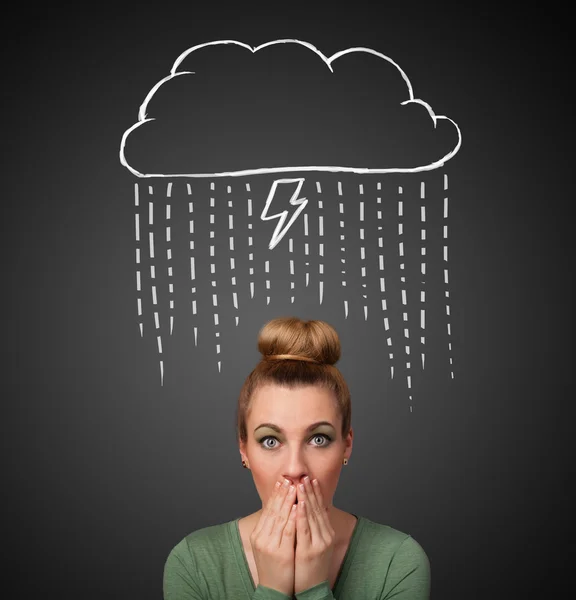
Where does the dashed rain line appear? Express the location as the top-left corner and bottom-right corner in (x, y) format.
(316, 181), (324, 305)
(338, 181), (349, 318)
(263, 187), (272, 304)
(209, 182), (222, 373)
(134, 183), (143, 338)
(398, 186), (412, 409)
(148, 184), (164, 386)
(166, 182), (174, 336)
(359, 184), (368, 320)
(444, 173), (454, 379)
(227, 184), (240, 326)
(375, 181), (394, 379)
(420, 181), (426, 370)
(288, 237), (296, 303)
(187, 183), (198, 347)
(246, 182), (255, 300)
(265, 257), (271, 304)
(304, 204), (310, 288)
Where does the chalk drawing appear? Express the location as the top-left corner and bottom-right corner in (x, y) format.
(119, 39), (462, 408)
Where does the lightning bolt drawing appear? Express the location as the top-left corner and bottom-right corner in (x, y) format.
(261, 178), (308, 250)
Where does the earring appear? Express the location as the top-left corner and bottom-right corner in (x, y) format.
(242, 460), (248, 469)
(343, 458), (348, 465)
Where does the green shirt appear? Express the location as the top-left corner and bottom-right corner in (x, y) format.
(163, 514), (430, 600)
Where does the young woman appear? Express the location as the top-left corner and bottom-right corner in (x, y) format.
(164, 317), (430, 599)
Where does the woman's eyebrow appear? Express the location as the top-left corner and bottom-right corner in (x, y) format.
(254, 421), (335, 434)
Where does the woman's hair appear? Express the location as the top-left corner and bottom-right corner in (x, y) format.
(236, 316), (351, 446)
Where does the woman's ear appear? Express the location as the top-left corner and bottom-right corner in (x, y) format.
(344, 427), (353, 453)
(238, 442), (247, 462)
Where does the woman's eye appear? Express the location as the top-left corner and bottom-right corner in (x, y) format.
(260, 434), (332, 450)
(312, 434), (330, 446)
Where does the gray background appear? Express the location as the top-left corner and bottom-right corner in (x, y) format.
(3, 4), (572, 600)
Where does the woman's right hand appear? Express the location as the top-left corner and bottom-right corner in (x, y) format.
(249, 479), (298, 597)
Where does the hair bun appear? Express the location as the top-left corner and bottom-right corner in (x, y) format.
(258, 317), (341, 366)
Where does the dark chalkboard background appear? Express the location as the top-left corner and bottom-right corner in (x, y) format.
(4, 5), (572, 600)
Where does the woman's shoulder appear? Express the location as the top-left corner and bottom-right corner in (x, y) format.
(356, 516), (429, 563)
(163, 520), (238, 597)
(351, 516), (430, 597)
(167, 518), (235, 558)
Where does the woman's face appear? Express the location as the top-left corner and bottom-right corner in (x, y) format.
(240, 383), (353, 510)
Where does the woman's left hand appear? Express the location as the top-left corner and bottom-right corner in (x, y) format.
(294, 476), (336, 595)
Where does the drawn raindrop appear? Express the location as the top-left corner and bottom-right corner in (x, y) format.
(359, 183), (368, 321)
(398, 186), (413, 409)
(265, 259), (271, 304)
(288, 237), (296, 303)
(187, 183), (198, 347)
(338, 181), (349, 319)
(420, 181), (426, 371)
(166, 182), (175, 335)
(246, 182), (255, 300)
(316, 181), (324, 305)
(304, 209), (310, 288)
(134, 183), (143, 338)
(147, 184), (164, 385)
(374, 181), (394, 379)
(209, 182), (222, 373)
(228, 184), (240, 326)
(444, 173), (454, 379)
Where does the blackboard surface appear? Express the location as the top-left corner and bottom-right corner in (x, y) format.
(4, 5), (572, 600)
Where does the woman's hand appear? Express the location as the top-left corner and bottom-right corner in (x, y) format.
(250, 479), (298, 597)
(294, 476), (336, 595)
